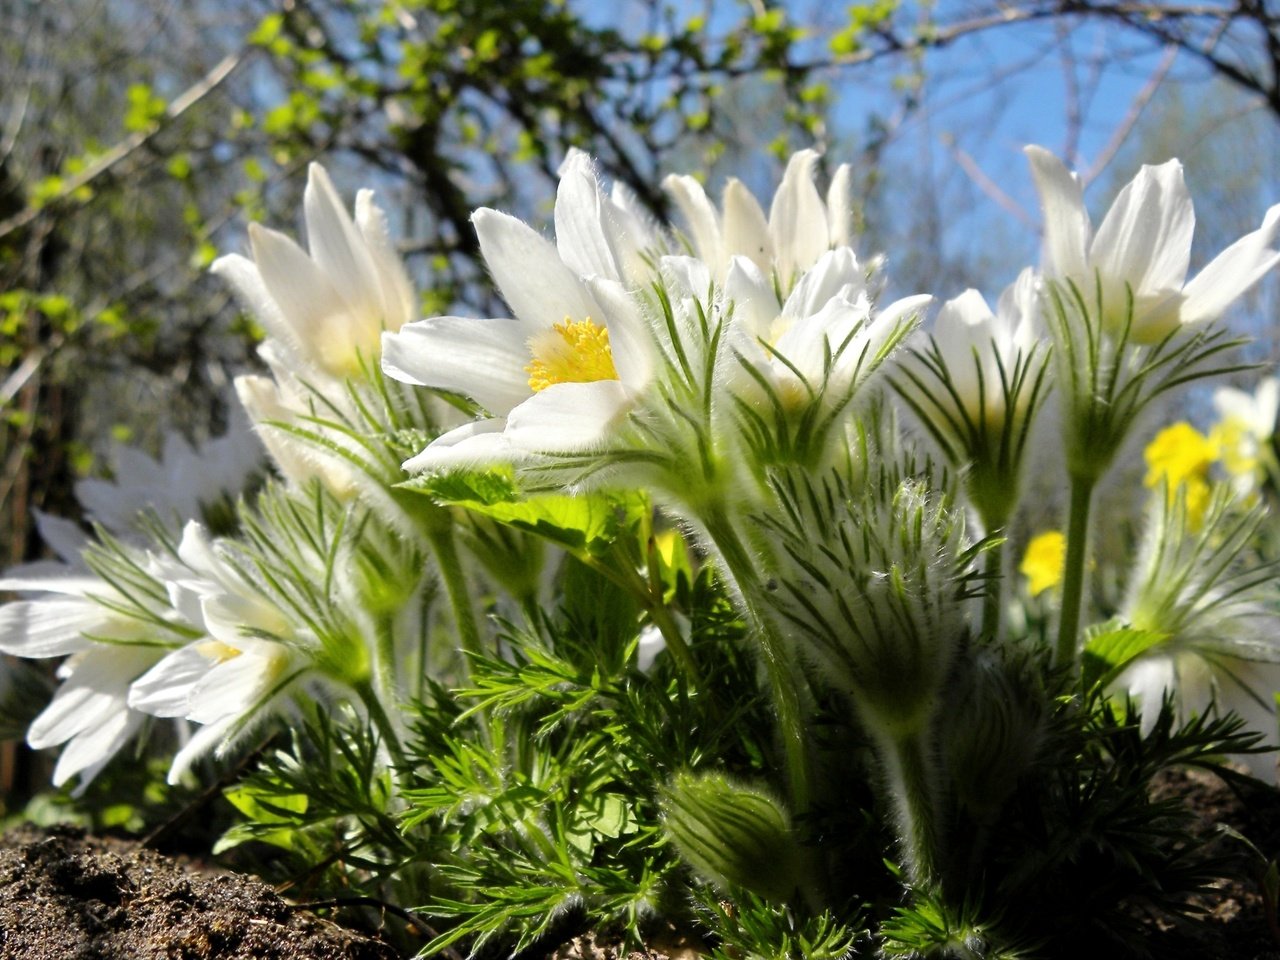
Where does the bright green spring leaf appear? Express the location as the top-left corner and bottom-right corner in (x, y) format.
(1082, 620), (1170, 692)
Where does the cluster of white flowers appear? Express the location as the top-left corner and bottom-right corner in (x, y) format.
(2, 140), (1279, 800)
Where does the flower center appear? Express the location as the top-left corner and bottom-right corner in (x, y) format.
(196, 639), (243, 663)
(525, 317), (619, 393)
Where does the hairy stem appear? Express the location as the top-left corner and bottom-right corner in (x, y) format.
(700, 508), (811, 821)
(1055, 473), (1095, 675)
(884, 727), (943, 886)
(353, 678), (406, 770)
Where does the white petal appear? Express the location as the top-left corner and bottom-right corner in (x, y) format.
(1181, 204), (1280, 325)
(128, 643), (212, 717)
(585, 277), (654, 391)
(212, 253), (308, 368)
(662, 174), (723, 271)
(29, 645), (157, 749)
(723, 179), (773, 275)
(826, 164), (853, 248)
(304, 164), (385, 326)
(356, 189), (417, 332)
(168, 715), (236, 784)
(725, 256), (780, 340)
(248, 224), (360, 374)
(1090, 159), (1193, 297)
(473, 209), (603, 330)
(769, 150), (828, 285)
(931, 289), (996, 410)
(32, 510), (89, 564)
(1024, 146), (1091, 281)
(783, 247), (866, 319)
(659, 255), (713, 301)
(506, 380), (632, 452)
(402, 419), (514, 473)
(189, 648), (282, 723)
(381, 316), (535, 415)
(53, 707), (142, 791)
(606, 181), (658, 283)
(555, 152), (622, 281)
(1116, 655), (1177, 736)
(0, 598), (101, 657)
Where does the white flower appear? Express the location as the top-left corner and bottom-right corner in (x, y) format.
(213, 163), (415, 379)
(926, 269), (1041, 427)
(1212, 377), (1280, 494)
(0, 544), (192, 791)
(664, 149), (853, 289)
(128, 522), (301, 783)
(725, 247), (929, 422)
(383, 155), (656, 470)
(1025, 146), (1280, 344)
(1114, 654), (1280, 781)
(75, 410), (262, 537)
(1108, 489), (1280, 779)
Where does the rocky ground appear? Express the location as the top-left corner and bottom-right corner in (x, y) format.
(1, 766), (1278, 959)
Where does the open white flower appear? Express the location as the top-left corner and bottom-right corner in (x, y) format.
(724, 248), (928, 444)
(129, 524), (300, 783)
(213, 163), (415, 379)
(1025, 146), (1280, 343)
(75, 411), (262, 537)
(664, 149), (853, 289)
(383, 155), (657, 471)
(0, 544), (193, 791)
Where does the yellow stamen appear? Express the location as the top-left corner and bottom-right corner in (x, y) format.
(525, 317), (619, 392)
(196, 639), (243, 663)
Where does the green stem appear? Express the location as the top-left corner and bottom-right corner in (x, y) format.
(426, 521), (484, 670)
(642, 591), (704, 687)
(980, 542), (1005, 643)
(1055, 473), (1096, 675)
(701, 508), (811, 821)
(884, 728), (942, 885)
(373, 612), (399, 708)
(354, 678), (406, 769)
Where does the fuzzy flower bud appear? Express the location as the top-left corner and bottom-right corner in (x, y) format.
(660, 771), (799, 903)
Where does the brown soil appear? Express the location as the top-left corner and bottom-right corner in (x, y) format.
(1143, 765), (1280, 960)
(0, 825), (399, 960)
(2, 766), (1278, 960)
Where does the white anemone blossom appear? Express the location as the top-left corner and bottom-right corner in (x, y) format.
(725, 247), (930, 417)
(382, 152), (657, 471)
(0, 534), (194, 791)
(75, 410), (262, 537)
(1213, 377), (1280, 496)
(924, 268), (1042, 428)
(1109, 490), (1280, 780)
(213, 163), (415, 380)
(128, 522), (301, 783)
(1025, 146), (1280, 344)
(664, 149), (855, 289)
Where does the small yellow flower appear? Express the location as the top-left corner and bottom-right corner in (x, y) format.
(1143, 422), (1215, 491)
(1020, 531), (1065, 597)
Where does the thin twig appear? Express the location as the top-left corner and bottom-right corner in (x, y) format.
(0, 49), (247, 242)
